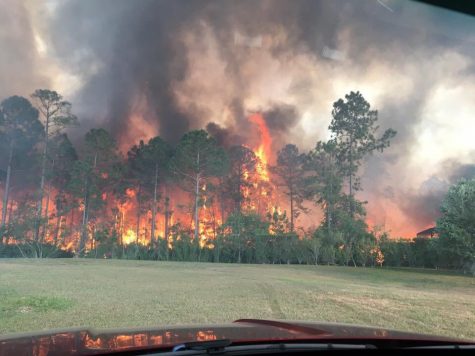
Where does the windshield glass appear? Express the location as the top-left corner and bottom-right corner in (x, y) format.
(1, 0), (474, 346)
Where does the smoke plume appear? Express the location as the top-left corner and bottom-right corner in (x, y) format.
(2, 0), (475, 236)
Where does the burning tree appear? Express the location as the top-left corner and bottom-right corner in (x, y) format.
(47, 134), (78, 246)
(31, 89), (77, 244)
(67, 129), (122, 256)
(0, 96), (42, 231)
(172, 130), (228, 244)
(224, 145), (258, 215)
(127, 136), (173, 253)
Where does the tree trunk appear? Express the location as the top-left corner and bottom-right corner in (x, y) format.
(194, 151), (201, 244)
(237, 232), (241, 263)
(211, 205), (217, 241)
(79, 189), (89, 256)
(94, 226), (98, 259)
(327, 185), (333, 234)
(34, 113), (49, 242)
(7, 195), (14, 225)
(164, 197), (170, 242)
(41, 159), (55, 242)
(54, 213), (62, 246)
(289, 187), (294, 232)
(216, 176), (226, 225)
(1, 140), (14, 229)
(349, 137), (354, 217)
(313, 239), (319, 266)
(194, 172), (201, 261)
(327, 150), (335, 235)
(135, 183), (141, 242)
(151, 163), (158, 254)
(351, 254), (357, 267)
(220, 195), (226, 226)
(41, 185), (50, 243)
(79, 153), (96, 256)
(69, 206), (74, 234)
(237, 165), (243, 214)
(54, 193), (63, 246)
(164, 188), (170, 261)
(120, 209), (125, 257)
(237, 213), (242, 263)
(90, 226), (95, 251)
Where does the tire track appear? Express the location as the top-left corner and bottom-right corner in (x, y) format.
(261, 283), (285, 319)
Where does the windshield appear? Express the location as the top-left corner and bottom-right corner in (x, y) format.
(0, 0), (474, 346)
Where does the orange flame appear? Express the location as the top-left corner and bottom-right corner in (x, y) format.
(122, 229), (136, 245)
(248, 113), (272, 182)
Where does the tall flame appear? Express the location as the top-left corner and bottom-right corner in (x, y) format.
(248, 113), (272, 181)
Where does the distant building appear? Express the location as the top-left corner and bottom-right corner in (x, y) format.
(416, 227), (438, 238)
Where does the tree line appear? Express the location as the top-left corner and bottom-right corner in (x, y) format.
(1, 89), (474, 273)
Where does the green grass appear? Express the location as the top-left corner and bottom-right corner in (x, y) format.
(0, 259), (474, 340)
(1, 294), (72, 317)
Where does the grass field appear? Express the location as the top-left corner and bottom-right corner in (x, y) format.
(0, 259), (474, 340)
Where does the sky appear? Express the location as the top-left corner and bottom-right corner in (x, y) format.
(1, 0), (475, 237)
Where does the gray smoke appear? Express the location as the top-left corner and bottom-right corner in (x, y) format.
(49, 0), (208, 143)
(206, 122), (243, 148)
(399, 162), (475, 228)
(47, 0), (379, 144)
(262, 104), (300, 145)
(49, 1), (466, 132)
(0, 0), (50, 99)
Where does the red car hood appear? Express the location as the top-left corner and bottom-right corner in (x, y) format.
(0, 319), (471, 355)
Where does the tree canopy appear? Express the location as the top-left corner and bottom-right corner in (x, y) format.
(329, 91), (396, 213)
(437, 178), (475, 270)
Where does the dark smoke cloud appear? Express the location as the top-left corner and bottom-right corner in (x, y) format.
(48, 0), (373, 145)
(208, 101), (299, 151)
(399, 161), (475, 229)
(448, 163), (475, 182)
(206, 122), (243, 148)
(263, 104), (299, 133)
(262, 103), (300, 150)
(50, 0), (207, 143)
(0, 0), (50, 99)
(401, 177), (449, 228)
(49, 0), (463, 141)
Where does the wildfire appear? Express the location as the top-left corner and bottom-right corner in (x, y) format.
(0, 110), (300, 255)
(244, 112), (284, 217)
(122, 229), (137, 245)
(248, 113), (272, 182)
(254, 147), (269, 182)
(191, 211), (217, 249)
(122, 228), (149, 246)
